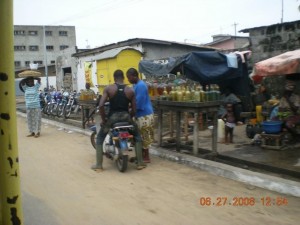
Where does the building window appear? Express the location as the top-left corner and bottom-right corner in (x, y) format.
(59, 31), (68, 36)
(14, 61), (21, 67)
(33, 61), (43, 65)
(45, 31), (52, 36)
(25, 61), (30, 67)
(29, 45), (39, 51)
(28, 30), (38, 36)
(46, 45), (54, 51)
(14, 30), (25, 35)
(14, 45), (26, 51)
(50, 60), (55, 64)
(60, 45), (69, 50)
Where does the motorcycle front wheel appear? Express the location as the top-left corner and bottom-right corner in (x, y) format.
(116, 152), (128, 172)
(64, 105), (72, 118)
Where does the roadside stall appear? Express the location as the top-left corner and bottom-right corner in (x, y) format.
(139, 51), (252, 155)
(249, 49), (300, 149)
(78, 91), (98, 129)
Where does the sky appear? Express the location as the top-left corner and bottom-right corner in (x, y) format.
(14, 0), (300, 49)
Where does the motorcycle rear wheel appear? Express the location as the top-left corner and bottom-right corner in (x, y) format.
(90, 131), (97, 150)
(116, 152), (128, 172)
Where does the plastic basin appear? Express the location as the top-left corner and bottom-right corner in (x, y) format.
(261, 121), (283, 134)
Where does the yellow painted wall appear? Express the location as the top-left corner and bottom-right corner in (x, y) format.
(96, 49), (142, 94)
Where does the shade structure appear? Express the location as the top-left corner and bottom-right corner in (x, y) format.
(251, 49), (300, 83)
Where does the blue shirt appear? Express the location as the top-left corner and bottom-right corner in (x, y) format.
(133, 80), (153, 118)
(24, 83), (41, 108)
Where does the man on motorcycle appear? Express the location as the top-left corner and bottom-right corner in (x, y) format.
(91, 69), (146, 171)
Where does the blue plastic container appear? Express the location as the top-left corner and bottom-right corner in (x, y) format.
(261, 121), (283, 134)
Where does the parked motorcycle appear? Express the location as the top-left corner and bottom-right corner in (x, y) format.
(64, 91), (80, 118)
(57, 91), (69, 117)
(90, 121), (135, 172)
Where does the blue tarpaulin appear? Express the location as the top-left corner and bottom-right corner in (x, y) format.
(139, 51), (253, 111)
(139, 51), (244, 84)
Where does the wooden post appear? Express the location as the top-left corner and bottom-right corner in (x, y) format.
(170, 112), (174, 138)
(157, 109), (163, 146)
(0, 0), (24, 224)
(193, 112), (199, 155)
(212, 112), (218, 153)
(176, 111), (181, 151)
(184, 112), (188, 141)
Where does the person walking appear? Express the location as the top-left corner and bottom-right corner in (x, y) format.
(91, 69), (146, 171)
(84, 82), (96, 125)
(126, 68), (154, 163)
(20, 77), (42, 138)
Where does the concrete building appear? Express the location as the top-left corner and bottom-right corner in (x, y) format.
(13, 25), (76, 92)
(71, 38), (216, 93)
(240, 20), (300, 65)
(204, 34), (250, 51)
(14, 25), (76, 70)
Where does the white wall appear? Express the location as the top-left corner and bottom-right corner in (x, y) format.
(15, 76), (57, 95)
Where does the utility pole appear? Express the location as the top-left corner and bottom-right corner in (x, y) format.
(43, 25), (49, 91)
(0, 0), (24, 224)
(233, 22), (238, 36)
(281, 0), (284, 23)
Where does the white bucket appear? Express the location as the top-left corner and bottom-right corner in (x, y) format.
(217, 119), (225, 143)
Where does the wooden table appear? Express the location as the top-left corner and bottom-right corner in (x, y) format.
(78, 99), (98, 128)
(153, 100), (221, 155)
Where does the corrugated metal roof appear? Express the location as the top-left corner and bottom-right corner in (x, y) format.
(92, 46), (142, 61)
(72, 38), (216, 58)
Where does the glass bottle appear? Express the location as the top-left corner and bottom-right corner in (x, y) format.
(200, 86), (205, 102)
(176, 86), (183, 101)
(185, 86), (191, 101)
(205, 85), (210, 102)
(171, 87), (177, 101)
(215, 85), (221, 100)
(163, 86), (168, 100)
(194, 86), (201, 102)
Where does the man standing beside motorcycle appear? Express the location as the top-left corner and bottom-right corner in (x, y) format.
(91, 69), (146, 171)
(126, 68), (154, 163)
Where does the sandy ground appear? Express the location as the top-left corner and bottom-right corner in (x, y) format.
(17, 115), (300, 225)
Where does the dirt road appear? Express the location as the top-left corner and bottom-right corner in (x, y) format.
(17, 115), (299, 225)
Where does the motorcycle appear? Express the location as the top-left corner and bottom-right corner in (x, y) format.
(57, 91), (69, 117)
(90, 121), (135, 173)
(64, 91), (80, 118)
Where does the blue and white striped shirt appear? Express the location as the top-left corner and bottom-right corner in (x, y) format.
(24, 83), (41, 108)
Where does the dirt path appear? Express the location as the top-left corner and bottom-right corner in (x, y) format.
(17, 116), (300, 225)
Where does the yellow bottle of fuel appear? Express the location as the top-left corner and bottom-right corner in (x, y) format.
(194, 86), (201, 102)
(176, 86), (183, 101)
(185, 86), (191, 101)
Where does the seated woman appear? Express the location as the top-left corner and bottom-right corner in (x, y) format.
(278, 80), (300, 138)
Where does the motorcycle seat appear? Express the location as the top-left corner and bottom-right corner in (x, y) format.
(112, 122), (131, 128)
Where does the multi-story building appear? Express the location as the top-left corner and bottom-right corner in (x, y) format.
(14, 25), (76, 93)
(14, 25), (76, 70)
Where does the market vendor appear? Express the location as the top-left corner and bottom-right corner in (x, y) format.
(254, 83), (271, 105)
(278, 80), (300, 137)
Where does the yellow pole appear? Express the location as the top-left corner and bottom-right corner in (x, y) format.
(0, 0), (24, 224)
